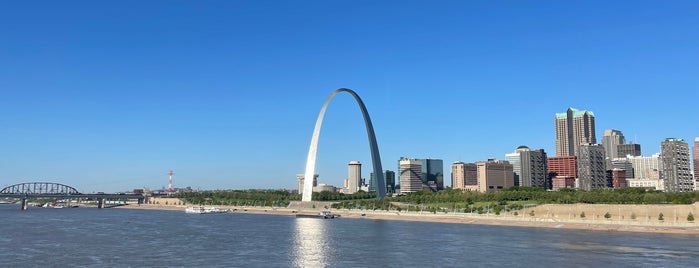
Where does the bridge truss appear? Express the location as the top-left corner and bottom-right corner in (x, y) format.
(0, 182), (81, 195)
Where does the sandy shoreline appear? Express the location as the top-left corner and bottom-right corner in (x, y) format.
(116, 204), (699, 235)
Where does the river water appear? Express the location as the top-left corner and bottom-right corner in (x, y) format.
(1, 204), (697, 267)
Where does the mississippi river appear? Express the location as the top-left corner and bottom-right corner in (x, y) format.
(1, 204), (697, 267)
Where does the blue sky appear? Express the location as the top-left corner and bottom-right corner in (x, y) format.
(1, 1), (697, 192)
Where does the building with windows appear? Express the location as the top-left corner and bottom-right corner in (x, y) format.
(694, 138), (699, 190)
(555, 108), (596, 156)
(611, 159), (634, 179)
(419, 159), (444, 191)
(547, 156), (577, 179)
(344, 161), (362, 194)
(369, 170), (395, 194)
(617, 143), (642, 158)
(577, 144), (607, 190)
(661, 138), (693, 192)
(626, 154), (661, 179)
(520, 148), (548, 188)
(399, 158), (423, 194)
(451, 161), (478, 191)
(602, 129), (625, 169)
(505, 146), (530, 186)
(474, 159), (514, 193)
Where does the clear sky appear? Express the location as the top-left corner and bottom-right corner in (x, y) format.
(1, 1), (697, 193)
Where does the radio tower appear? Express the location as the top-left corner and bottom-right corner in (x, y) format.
(168, 170), (174, 196)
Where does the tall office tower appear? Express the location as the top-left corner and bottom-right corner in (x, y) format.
(399, 158), (423, 194)
(370, 170), (395, 194)
(626, 154), (661, 179)
(611, 159), (634, 179)
(417, 159), (444, 191)
(577, 144), (607, 191)
(520, 149), (548, 188)
(296, 174), (318, 194)
(660, 138), (693, 192)
(346, 161), (362, 194)
(451, 161), (478, 191)
(505, 146), (530, 186)
(694, 138), (699, 189)
(617, 143), (642, 158)
(474, 159), (514, 193)
(555, 108), (596, 156)
(602, 129), (625, 169)
(547, 156), (577, 178)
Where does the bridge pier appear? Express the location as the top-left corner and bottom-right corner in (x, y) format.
(21, 198), (28, 211)
(97, 198), (104, 209)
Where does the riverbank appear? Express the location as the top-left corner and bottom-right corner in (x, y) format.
(116, 203), (699, 235)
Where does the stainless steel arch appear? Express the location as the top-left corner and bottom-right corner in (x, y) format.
(302, 88), (386, 201)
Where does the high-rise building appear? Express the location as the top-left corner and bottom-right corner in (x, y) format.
(547, 156), (577, 178)
(296, 174), (318, 194)
(555, 108), (596, 157)
(626, 154), (661, 179)
(610, 169), (627, 188)
(617, 143), (641, 158)
(474, 159), (514, 193)
(693, 137), (699, 190)
(418, 159), (444, 191)
(611, 159), (634, 179)
(520, 149), (548, 188)
(505, 146), (530, 186)
(399, 158), (423, 194)
(370, 170), (395, 194)
(451, 161), (478, 191)
(577, 144), (607, 190)
(602, 129), (625, 169)
(346, 161), (362, 194)
(660, 138), (693, 192)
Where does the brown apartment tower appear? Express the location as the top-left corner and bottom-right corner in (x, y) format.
(555, 108), (596, 156)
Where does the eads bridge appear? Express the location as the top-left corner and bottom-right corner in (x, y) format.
(0, 182), (144, 210)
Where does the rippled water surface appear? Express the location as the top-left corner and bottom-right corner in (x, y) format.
(1, 204), (698, 267)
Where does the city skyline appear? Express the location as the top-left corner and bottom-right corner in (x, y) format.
(1, 1), (698, 192)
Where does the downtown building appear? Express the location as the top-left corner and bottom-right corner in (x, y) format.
(694, 138), (699, 190)
(548, 155), (577, 190)
(519, 148), (548, 189)
(505, 146), (531, 186)
(296, 174), (318, 194)
(399, 158), (423, 194)
(577, 143), (607, 191)
(419, 159), (444, 191)
(660, 138), (693, 192)
(555, 108), (596, 157)
(617, 143), (642, 158)
(344, 161), (362, 194)
(602, 129), (625, 169)
(369, 170), (396, 194)
(451, 161), (478, 191)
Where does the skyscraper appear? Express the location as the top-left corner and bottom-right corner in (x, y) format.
(617, 143), (642, 158)
(660, 138), (693, 192)
(547, 155), (577, 178)
(602, 129), (625, 169)
(577, 144), (607, 191)
(370, 170), (395, 194)
(520, 149), (548, 188)
(693, 138), (699, 190)
(474, 159), (514, 193)
(555, 108), (596, 156)
(626, 154), (661, 179)
(505, 146), (530, 186)
(399, 158), (423, 194)
(418, 159), (444, 191)
(346, 161), (362, 194)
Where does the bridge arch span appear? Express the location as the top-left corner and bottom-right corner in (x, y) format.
(303, 88), (385, 201)
(0, 182), (81, 195)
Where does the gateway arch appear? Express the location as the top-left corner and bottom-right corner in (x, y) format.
(302, 88), (386, 201)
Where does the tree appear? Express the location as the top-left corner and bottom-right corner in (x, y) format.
(529, 210), (535, 217)
(658, 212), (664, 221)
(688, 212), (695, 222)
(631, 212), (636, 220)
(580, 211), (586, 218)
(604, 212), (611, 219)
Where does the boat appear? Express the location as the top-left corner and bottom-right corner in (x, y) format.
(185, 206), (229, 214)
(295, 211), (337, 219)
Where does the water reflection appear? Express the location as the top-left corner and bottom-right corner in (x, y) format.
(292, 218), (329, 267)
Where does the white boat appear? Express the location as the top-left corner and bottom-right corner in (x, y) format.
(185, 206), (229, 214)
